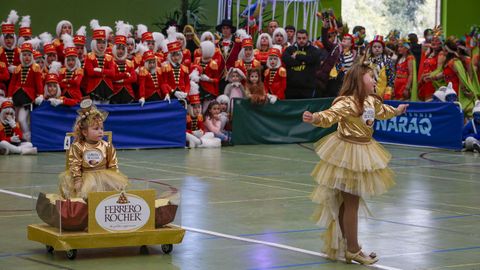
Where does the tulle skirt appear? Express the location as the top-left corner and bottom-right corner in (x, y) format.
(310, 133), (395, 259)
(59, 169), (129, 199)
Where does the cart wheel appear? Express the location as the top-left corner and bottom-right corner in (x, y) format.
(161, 244), (173, 254)
(140, 245), (149, 254)
(66, 249), (77, 260)
(45, 245), (54, 254)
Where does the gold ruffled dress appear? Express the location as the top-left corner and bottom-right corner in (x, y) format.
(310, 94), (398, 259)
(59, 140), (129, 199)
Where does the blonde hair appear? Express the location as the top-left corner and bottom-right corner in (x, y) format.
(337, 62), (373, 116)
(73, 108), (107, 143)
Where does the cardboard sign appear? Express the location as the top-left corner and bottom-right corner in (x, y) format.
(88, 190), (155, 233)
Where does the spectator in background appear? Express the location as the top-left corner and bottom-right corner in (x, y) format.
(285, 25), (296, 45)
(267, 20), (279, 37)
(409, 33), (422, 71)
(282, 29), (321, 99)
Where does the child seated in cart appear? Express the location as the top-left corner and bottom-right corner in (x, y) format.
(59, 99), (128, 199)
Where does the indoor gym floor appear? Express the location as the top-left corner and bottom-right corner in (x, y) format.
(0, 143), (479, 270)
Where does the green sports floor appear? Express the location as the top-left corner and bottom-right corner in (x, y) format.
(1, 143), (479, 270)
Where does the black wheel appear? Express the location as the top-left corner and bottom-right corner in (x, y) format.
(65, 249), (77, 260)
(46, 245), (54, 254)
(140, 245), (149, 254)
(161, 244), (173, 254)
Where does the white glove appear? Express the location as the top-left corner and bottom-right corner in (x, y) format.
(192, 129), (204, 138)
(164, 94), (171, 103)
(174, 91), (187, 99)
(267, 94), (278, 104)
(139, 97), (145, 107)
(200, 74), (211, 82)
(49, 98), (63, 107)
(10, 134), (21, 143)
(35, 95), (44, 105)
(115, 79), (124, 83)
(94, 67), (102, 73)
(8, 65), (16, 73)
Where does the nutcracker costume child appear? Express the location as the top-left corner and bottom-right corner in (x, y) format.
(1, 10), (21, 76)
(84, 20), (115, 104)
(0, 100), (37, 155)
(193, 31), (223, 66)
(264, 45), (286, 102)
(254, 33), (273, 68)
(235, 36), (261, 77)
(59, 99), (128, 199)
(58, 34), (83, 106)
(39, 32), (58, 74)
(110, 22), (137, 104)
(161, 36), (190, 101)
(73, 26), (87, 68)
(192, 41), (220, 109)
(137, 45), (164, 105)
(8, 41), (43, 141)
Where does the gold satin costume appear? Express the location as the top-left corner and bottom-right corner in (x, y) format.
(59, 140), (128, 199)
(310, 94), (398, 260)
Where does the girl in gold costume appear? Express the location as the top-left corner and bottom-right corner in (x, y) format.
(303, 62), (408, 265)
(59, 99), (128, 199)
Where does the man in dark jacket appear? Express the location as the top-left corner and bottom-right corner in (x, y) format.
(282, 29), (322, 99)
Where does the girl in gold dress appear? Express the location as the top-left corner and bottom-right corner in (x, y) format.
(59, 99), (128, 199)
(303, 62), (408, 265)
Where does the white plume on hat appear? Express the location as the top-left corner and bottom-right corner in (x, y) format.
(200, 41), (215, 58)
(115, 21), (132, 37)
(20, 15), (31, 28)
(76, 26), (86, 37)
(153, 32), (165, 48)
(26, 37), (41, 50)
(39, 32), (53, 46)
(235, 29), (248, 41)
(137, 24), (148, 39)
(135, 43), (149, 56)
(61, 33), (74, 48)
(48, 61), (62, 75)
(90, 19), (100, 30)
(167, 26), (177, 42)
(4, 10), (19, 25)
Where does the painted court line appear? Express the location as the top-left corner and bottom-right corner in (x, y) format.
(181, 225), (402, 270)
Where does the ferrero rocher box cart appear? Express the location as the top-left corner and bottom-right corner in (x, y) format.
(28, 189), (185, 260)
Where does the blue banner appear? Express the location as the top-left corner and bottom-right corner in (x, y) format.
(31, 101), (186, 152)
(373, 101), (464, 150)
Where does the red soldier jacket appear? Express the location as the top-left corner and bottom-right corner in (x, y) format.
(186, 114), (205, 134)
(254, 49), (270, 66)
(192, 57), (220, 96)
(0, 47), (21, 68)
(264, 67), (287, 100)
(234, 59), (262, 78)
(161, 62), (190, 95)
(58, 67), (84, 106)
(218, 38), (242, 78)
(84, 52), (115, 94)
(8, 63), (44, 101)
(0, 122), (23, 143)
(113, 59), (137, 97)
(0, 62), (9, 82)
(138, 67), (164, 99)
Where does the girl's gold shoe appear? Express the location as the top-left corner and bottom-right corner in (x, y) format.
(345, 249), (379, 265)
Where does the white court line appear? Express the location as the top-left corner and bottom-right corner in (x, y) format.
(391, 162), (480, 169)
(221, 149), (318, 164)
(208, 195), (308, 204)
(2, 188), (401, 270)
(180, 225), (402, 270)
(395, 171), (480, 184)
